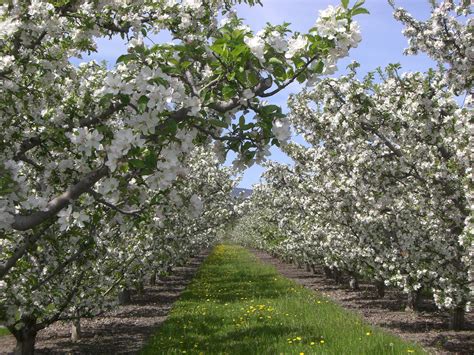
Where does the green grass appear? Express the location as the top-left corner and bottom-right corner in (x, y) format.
(142, 244), (425, 354)
(0, 327), (10, 336)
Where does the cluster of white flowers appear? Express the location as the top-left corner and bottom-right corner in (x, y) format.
(107, 129), (145, 171)
(393, 0), (473, 93)
(67, 128), (104, 157)
(285, 35), (308, 59)
(271, 118), (292, 143)
(244, 35), (266, 62)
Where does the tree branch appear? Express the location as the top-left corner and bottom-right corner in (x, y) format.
(11, 166), (109, 231)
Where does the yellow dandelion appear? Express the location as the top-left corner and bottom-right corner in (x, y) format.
(320, 340), (325, 344)
(366, 332), (371, 336)
(407, 350), (415, 353)
(310, 342), (315, 346)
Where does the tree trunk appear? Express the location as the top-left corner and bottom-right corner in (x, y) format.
(136, 280), (144, 295)
(297, 262), (302, 269)
(149, 272), (157, 286)
(323, 266), (332, 279)
(13, 326), (37, 355)
(310, 264), (317, 274)
(333, 268), (342, 284)
(305, 263), (311, 272)
(71, 318), (81, 342)
(449, 306), (465, 330)
(405, 290), (422, 311)
(349, 274), (359, 290)
(375, 280), (385, 298)
(118, 288), (131, 305)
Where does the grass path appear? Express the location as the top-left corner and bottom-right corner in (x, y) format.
(142, 244), (425, 354)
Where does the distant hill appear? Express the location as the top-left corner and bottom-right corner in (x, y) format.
(231, 188), (253, 199)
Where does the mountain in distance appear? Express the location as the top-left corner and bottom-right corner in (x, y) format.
(231, 188), (253, 199)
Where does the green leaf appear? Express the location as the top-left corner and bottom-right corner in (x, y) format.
(181, 61), (192, 69)
(297, 72), (307, 83)
(118, 94), (130, 105)
(239, 116), (245, 128)
(313, 60), (324, 74)
(261, 105), (280, 116)
(231, 45), (247, 57)
(269, 57), (284, 66)
(341, 0), (349, 9)
(129, 159), (146, 169)
(222, 86), (236, 100)
(165, 118), (178, 135)
(116, 54), (135, 64)
(351, 7), (370, 15)
(209, 119), (228, 128)
(210, 43), (225, 56)
(246, 71), (259, 87)
(273, 65), (287, 81)
(137, 95), (149, 113)
(353, 0), (365, 8)
(99, 93), (114, 106)
(293, 57), (306, 69)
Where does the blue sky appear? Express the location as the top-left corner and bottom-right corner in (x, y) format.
(74, 0), (437, 189)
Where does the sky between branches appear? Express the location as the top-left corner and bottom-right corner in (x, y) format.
(72, 0), (435, 189)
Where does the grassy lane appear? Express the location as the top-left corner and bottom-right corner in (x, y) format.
(142, 245), (425, 354)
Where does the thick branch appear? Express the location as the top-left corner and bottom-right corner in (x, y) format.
(0, 222), (54, 279)
(11, 166), (109, 231)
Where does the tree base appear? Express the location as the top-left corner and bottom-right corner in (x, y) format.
(374, 280), (385, 298)
(118, 288), (131, 305)
(71, 319), (81, 342)
(449, 307), (465, 330)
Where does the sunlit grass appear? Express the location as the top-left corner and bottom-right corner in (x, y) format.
(0, 327), (10, 336)
(142, 244), (425, 354)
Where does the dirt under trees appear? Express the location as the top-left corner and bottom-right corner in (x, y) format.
(0, 252), (209, 355)
(1, 248), (472, 354)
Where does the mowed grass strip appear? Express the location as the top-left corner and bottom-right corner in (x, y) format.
(142, 244), (425, 354)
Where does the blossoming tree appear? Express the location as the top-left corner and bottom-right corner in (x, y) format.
(0, 0), (365, 354)
(238, 0), (472, 330)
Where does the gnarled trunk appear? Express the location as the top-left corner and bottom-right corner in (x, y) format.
(449, 306), (465, 330)
(118, 288), (131, 305)
(374, 280), (385, 298)
(71, 318), (81, 341)
(136, 280), (144, 295)
(405, 290), (422, 311)
(323, 266), (332, 279)
(349, 274), (359, 291)
(332, 268), (343, 284)
(149, 271), (157, 286)
(12, 319), (38, 355)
